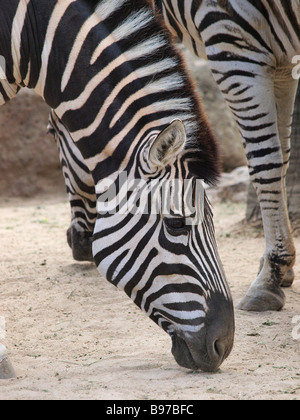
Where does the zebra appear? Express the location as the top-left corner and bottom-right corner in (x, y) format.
(154, 0), (300, 312)
(0, 0), (235, 372)
(48, 110), (96, 263)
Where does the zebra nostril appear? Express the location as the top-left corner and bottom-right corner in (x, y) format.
(213, 339), (222, 357)
(171, 327), (234, 372)
(212, 338), (226, 360)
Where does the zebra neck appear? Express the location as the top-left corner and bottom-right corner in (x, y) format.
(4, 0), (217, 185)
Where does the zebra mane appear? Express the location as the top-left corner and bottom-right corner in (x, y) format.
(92, 0), (221, 185)
(113, 0), (221, 185)
(149, 0), (221, 184)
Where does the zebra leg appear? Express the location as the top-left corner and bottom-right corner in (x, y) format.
(66, 198), (94, 263)
(67, 225), (94, 263)
(205, 56), (297, 311)
(48, 111), (96, 263)
(256, 75), (298, 289)
(273, 76), (299, 288)
(236, 75), (297, 311)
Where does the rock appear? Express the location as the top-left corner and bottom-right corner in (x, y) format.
(206, 166), (250, 204)
(183, 49), (246, 172)
(0, 89), (65, 197)
(0, 344), (16, 379)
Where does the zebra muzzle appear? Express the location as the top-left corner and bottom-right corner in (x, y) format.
(170, 295), (235, 372)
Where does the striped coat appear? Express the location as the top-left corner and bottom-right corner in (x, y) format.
(156, 0), (300, 312)
(0, 0), (234, 372)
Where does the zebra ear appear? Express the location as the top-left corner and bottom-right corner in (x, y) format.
(148, 120), (186, 169)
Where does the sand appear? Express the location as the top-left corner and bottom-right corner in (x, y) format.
(0, 194), (299, 400)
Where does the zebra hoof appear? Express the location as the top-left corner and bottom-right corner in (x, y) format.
(281, 269), (295, 288)
(0, 344), (16, 379)
(67, 226), (94, 263)
(237, 285), (285, 312)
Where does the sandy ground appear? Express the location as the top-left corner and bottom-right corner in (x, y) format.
(0, 194), (299, 400)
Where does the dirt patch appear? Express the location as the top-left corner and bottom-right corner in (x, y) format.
(0, 90), (65, 197)
(0, 195), (299, 400)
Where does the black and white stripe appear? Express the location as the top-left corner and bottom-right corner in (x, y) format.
(156, 0), (300, 312)
(48, 109), (96, 262)
(0, 0), (234, 371)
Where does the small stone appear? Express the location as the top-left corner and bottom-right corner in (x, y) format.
(0, 344), (16, 379)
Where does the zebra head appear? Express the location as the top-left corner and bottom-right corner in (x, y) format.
(93, 119), (235, 372)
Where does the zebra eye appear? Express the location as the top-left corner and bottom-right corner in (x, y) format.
(164, 217), (187, 233)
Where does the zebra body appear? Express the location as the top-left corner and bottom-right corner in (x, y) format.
(0, 0), (234, 371)
(157, 0), (300, 312)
